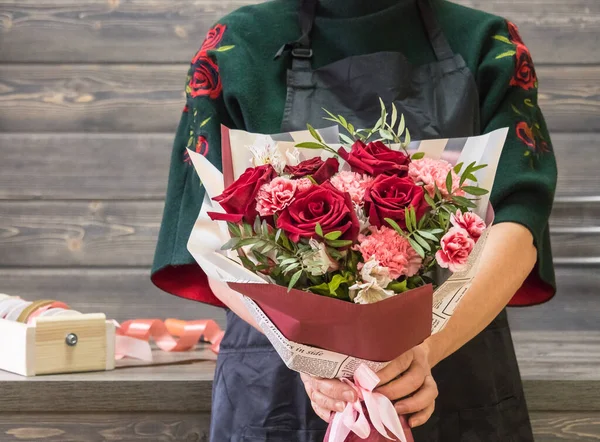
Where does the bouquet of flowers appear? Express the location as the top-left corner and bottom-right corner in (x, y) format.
(187, 101), (507, 442)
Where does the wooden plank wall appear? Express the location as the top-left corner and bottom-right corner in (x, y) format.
(0, 0), (599, 439)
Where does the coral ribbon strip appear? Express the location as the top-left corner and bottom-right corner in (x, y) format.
(329, 364), (411, 442)
(114, 319), (224, 362)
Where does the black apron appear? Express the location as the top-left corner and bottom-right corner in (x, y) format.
(210, 1), (534, 440)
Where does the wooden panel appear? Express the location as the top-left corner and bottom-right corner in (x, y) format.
(1, 133), (596, 200)
(0, 268), (227, 327)
(0, 65), (185, 133)
(0, 413), (210, 442)
(0, 201), (162, 267)
(508, 267), (600, 332)
(512, 331), (600, 381)
(0, 0), (598, 64)
(0, 134), (171, 200)
(530, 412), (600, 441)
(0, 65), (597, 133)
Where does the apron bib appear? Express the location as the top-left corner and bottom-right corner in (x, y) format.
(210, 1), (533, 440)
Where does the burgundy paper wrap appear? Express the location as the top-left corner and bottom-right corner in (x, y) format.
(227, 282), (433, 362)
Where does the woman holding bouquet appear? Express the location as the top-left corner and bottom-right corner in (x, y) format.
(152, 0), (557, 440)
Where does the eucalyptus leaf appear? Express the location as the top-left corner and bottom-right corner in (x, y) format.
(307, 124), (322, 143)
(404, 207), (412, 232)
(398, 114), (406, 136)
(417, 230), (440, 241)
(404, 128), (411, 147)
(275, 229), (282, 243)
(284, 262), (300, 273)
(453, 162), (464, 174)
(411, 152), (425, 160)
(243, 223), (253, 237)
(429, 229), (444, 234)
(424, 193), (436, 208)
(315, 223), (324, 237)
(445, 170), (454, 195)
(261, 243), (276, 254)
(339, 115), (348, 128)
(391, 103), (398, 129)
(339, 133), (354, 145)
(296, 142), (325, 150)
(253, 217), (262, 235)
(462, 186), (489, 196)
(261, 219), (270, 236)
(279, 257), (297, 267)
(326, 239), (354, 248)
(384, 218), (404, 236)
(239, 256), (257, 271)
(236, 238), (260, 248)
(220, 237), (240, 250)
(324, 231), (343, 241)
(413, 234), (431, 252)
(452, 196), (478, 209)
(408, 237), (425, 258)
(288, 270), (303, 291)
(227, 222), (241, 237)
(379, 129), (394, 140)
(252, 250), (269, 265)
(387, 280), (408, 293)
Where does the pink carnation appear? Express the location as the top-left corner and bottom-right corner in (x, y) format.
(330, 171), (375, 204)
(436, 227), (475, 273)
(295, 177), (314, 192)
(451, 210), (486, 241)
(255, 177), (297, 216)
(356, 226), (422, 279)
(408, 158), (464, 199)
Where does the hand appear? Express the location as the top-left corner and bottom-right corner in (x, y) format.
(300, 373), (357, 422)
(375, 342), (438, 428)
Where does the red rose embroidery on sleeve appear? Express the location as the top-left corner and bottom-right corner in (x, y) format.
(506, 21), (538, 91)
(192, 24), (227, 64)
(189, 56), (222, 99)
(516, 122), (535, 149)
(195, 136), (210, 157)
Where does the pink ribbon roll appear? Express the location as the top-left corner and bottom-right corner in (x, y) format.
(114, 319), (225, 362)
(326, 364), (413, 442)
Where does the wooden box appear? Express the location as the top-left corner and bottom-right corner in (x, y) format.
(0, 313), (115, 376)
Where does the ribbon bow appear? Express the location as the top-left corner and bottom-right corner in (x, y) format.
(327, 364), (410, 442)
(114, 319), (224, 362)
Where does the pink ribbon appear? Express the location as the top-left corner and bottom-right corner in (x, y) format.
(328, 364), (410, 442)
(114, 319), (225, 362)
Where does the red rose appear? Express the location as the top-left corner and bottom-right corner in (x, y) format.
(276, 182), (359, 242)
(191, 24), (227, 64)
(338, 140), (410, 177)
(209, 164), (277, 223)
(510, 45), (537, 91)
(364, 175), (428, 229)
(189, 56), (222, 99)
(284, 157), (340, 184)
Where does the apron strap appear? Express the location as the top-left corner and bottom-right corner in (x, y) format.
(274, 0), (317, 71)
(417, 0), (455, 61)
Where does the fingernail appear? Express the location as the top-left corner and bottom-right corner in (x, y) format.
(335, 402), (345, 412)
(410, 418), (420, 428)
(343, 391), (355, 402)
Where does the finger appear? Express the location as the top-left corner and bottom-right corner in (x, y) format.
(311, 388), (347, 413)
(408, 402), (435, 428)
(376, 351), (414, 386)
(311, 378), (356, 403)
(311, 401), (332, 423)
(394, 375), (438, 414)
(376, 360), (426, 400)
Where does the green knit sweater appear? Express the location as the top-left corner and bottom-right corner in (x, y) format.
(151, 0), (557, 308)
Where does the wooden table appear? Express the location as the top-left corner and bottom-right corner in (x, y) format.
(0, 333), (599, 441)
